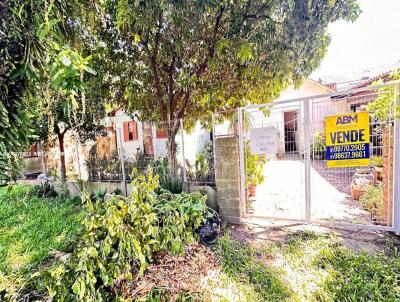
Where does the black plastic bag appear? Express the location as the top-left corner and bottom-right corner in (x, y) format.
(199, 210), (221, 246)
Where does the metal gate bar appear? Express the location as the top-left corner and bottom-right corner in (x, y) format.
(237, 80), (400, 234)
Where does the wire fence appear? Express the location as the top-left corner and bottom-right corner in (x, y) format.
(240, 83), (397, 227)
(15, 114), (217, 189)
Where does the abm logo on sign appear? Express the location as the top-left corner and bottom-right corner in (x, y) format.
(336, 114), (358, 125)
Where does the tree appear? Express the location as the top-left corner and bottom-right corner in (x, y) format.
(33, 45), (101, 181)
(0, 0), (47, 184)
(95, 0), (360, 174)
(1, 0), (98, 184)
(366, 70), (400, 123)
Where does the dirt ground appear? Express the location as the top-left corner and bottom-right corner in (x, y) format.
(235, 217), (400, 254)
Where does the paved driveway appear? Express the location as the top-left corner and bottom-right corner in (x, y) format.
(248, 159), (370, 224)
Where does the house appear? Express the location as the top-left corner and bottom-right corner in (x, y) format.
(243, 78), (340, 157)
(112, 78), (347, 163)
(110, 109), (212, 170)
(113, 109), (170, 159)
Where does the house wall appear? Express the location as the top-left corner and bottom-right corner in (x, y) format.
(180, 123), (211, 169)
(271, 79), (350, 154)
(151, 125), (168, 157)
(114, 111), (211, 173)
(96, 130), (117, 159)
(114, 110), (144, 160)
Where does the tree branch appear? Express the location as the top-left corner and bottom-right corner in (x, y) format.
(195, 5), (225, 78)
(243, 1), (275, 21)
(140, 11), (167, 119)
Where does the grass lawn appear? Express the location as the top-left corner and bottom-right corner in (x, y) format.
(204, 229), (400, 302)
(1, 184), (400, 302)
(0, 184), (83, 300)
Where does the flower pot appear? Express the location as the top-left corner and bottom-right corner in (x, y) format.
(373, 166), (383, 183)
(248, 184), (256, 197)
(351, 169), (374, 201)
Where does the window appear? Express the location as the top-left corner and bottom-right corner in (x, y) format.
(156, 127), (168, 139)
(123, 121), (138, 141)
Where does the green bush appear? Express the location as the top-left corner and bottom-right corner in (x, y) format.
(32, 181), (58, 198)
(311, 130), (326, 159)
(153, 157), (183, 193)
(41, 172), (208, 301)
(370, 155), (383, 167)
(194, 142), (214, 183)
(360, 184), (384, 220)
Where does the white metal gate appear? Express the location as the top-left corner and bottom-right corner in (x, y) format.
(238, 81), (400, 233)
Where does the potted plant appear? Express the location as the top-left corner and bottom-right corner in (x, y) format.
(245, 141), (267, 197)
(311, 130), (326, 160)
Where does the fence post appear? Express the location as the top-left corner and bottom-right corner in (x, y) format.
(393, 83), (400, 234)
(237, 107), (246, 218)
(117, 127), (128, 196)
(39, 141), (46, 176)
(211, 113), (217, 182)
(303, 100), (312, 222)
(180, 119), (187, 183)
(74, 134), (82, 180)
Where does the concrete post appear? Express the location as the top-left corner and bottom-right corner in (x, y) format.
(215, 136), (242, 224)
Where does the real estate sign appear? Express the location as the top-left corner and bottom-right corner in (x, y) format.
(325, 112), (370, 168)
(250, 127), (278, 155)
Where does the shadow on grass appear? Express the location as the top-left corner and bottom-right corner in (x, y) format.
(313, 245), (400, 301)
(215, 232), (291, 302)
(217, 229), (400, 302)
(282, 230), (400, 301)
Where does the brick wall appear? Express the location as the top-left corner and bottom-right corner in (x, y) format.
(214, 136), (242, 224)
(382, 127), (394, 226)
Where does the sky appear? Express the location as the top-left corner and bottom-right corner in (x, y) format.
(311, 0), (400, 81)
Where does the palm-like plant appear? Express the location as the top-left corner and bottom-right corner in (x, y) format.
(311, 130), (326, 159)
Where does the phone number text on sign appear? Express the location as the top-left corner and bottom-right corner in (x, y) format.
(325, 112), (370, 168)
(326, 143), (369, 160)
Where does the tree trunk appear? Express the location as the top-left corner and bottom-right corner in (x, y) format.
(167, 124), (179, 176)
(58, 132), (66, 182)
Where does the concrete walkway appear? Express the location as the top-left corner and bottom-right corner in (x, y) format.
(248, 159), (370, 224)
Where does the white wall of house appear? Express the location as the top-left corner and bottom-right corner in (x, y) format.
(114, 110), (211, 171)
(114, 110), (144, 160)
(243, 79), (351, 156)
(151, 125), (168, 157)
(180, 122), (211, 168)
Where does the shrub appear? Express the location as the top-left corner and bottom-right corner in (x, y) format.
(86, 148), (122, 182)
(311, 130), (326, 159)
(370, 155), (383, 167)
(245, 140), (266, 186)
(131, 150), (154, 176)
(41, 172), (208, 301)
(360, 184), (384, 220)
(32, 181), (58, 198)
(153, 157), (183, 193)
(194, 142), (214, 183)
